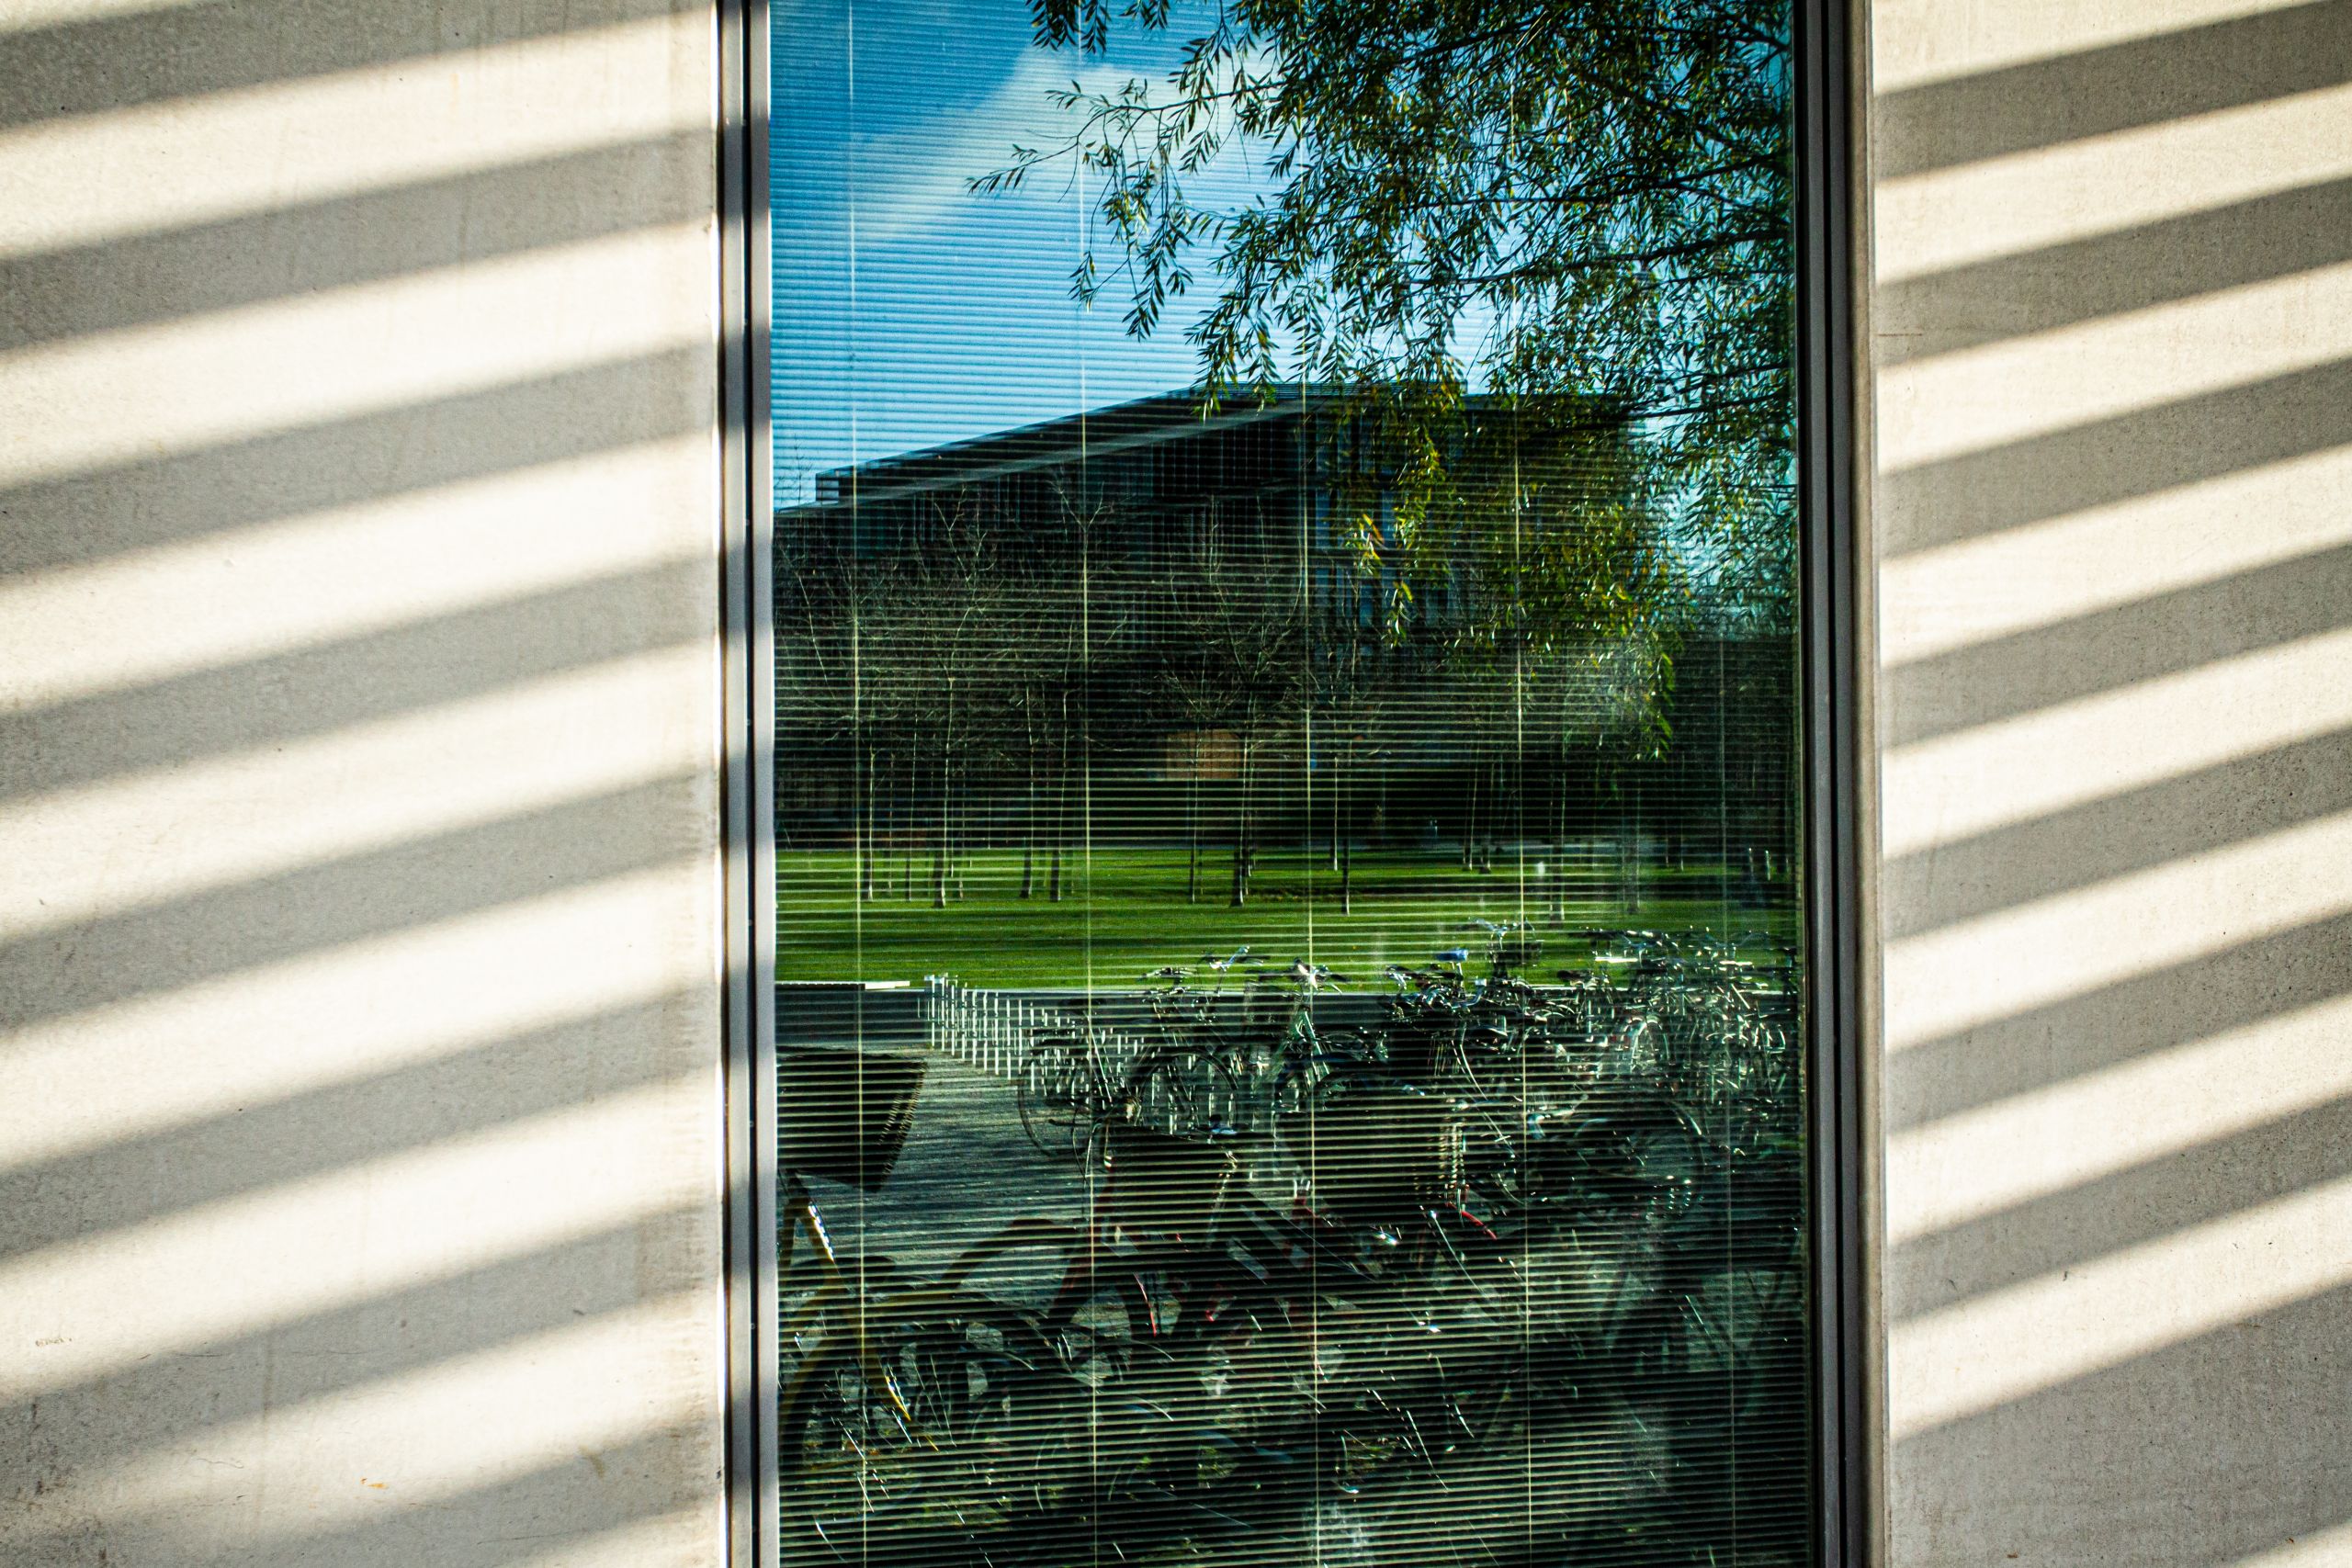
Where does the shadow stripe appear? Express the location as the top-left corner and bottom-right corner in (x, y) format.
(0, 777), (705, 1035)
(1893, 1283), (2352, 1567)
(0, 991), (699, 1263)
(1874, 175), (2352, 367)
(0, 0), (700, 134)
(0, 346), (714, 579)
(0, 557), (709, 801)
(0, 132), (711, 355)
(1878, 358), (2352, 556)
(1874, 0), (2352, 180)
(1885, 910), (2352, 1135)
(1883, 728), (2352, 939)
(1893, 1095), (2352, 1313)
(1883, 543), (2352, 749)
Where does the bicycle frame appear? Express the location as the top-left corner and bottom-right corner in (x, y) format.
(777, 1179), (921, 1438)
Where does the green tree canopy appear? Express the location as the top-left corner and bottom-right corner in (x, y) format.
(982, 0), (1794, 628)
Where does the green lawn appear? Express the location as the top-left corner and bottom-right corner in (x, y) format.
(778, 846), (1792, 987)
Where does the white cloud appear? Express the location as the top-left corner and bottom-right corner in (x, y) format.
(850, 51), (1140, 245)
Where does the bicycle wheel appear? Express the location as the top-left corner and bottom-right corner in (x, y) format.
(1529, 1086), (1704, 1230)
(781, 1294), (1077, 1564)
(1015, 1035), (1101, 1165)
(1123, 1046), (1245, 1140)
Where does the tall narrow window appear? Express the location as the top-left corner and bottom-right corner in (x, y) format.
(768, 3), (1816, 1562)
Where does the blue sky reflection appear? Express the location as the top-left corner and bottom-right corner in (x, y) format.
(772, 0), (1251, 504)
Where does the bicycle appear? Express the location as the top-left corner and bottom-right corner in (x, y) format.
(1015, 1021), (1244, 1165)
(775, 1048), (1080, 1561)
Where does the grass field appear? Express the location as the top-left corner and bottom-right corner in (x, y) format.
(778, 845), (1792, 987)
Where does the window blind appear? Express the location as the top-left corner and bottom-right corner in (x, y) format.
(773, 4), (1808, 1562)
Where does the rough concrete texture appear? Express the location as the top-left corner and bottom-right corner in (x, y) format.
(1869, 0), (2352, 1563)
(0, 4), (726, 1564)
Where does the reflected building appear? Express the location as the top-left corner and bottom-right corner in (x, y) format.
(775, 385), (1795, 925)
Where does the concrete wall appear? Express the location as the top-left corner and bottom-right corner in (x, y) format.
(0, 4), (729, 1565)
(1868, 1), (2352, 1563)
(9, 0), (2351, 1562)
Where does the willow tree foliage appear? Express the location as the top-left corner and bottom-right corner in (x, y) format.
(980, 0), (1795, 629)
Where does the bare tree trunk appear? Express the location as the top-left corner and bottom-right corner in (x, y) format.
(861, 745), (878, 900)
(932, 764), (949, 910)
(1229, 739), (1255, 908)
(1329, 749), (1341, 874)
(1461, 756), (1479, 871)
(1479, 755), (1500, 874)
(934, 679), (957, 908)
(1185, 773), (1201, 904)
(1019, 700), (1036, 900)
(1339, 795), (1353, 915)
(898, 750), (913, 900)
(1627, 780), (1644, 913)
(1048, 691), (1069, 902)
(1550, 750), (1568, 923)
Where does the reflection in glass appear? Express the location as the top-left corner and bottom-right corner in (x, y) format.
(774, 3), (1805, 1563)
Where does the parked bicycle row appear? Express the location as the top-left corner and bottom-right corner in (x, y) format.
(779, 928), (1806, 1564)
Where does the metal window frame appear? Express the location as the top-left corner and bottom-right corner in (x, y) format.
(716, 0), (1873, 1559)
(1794, 0), (1876, 1563)
(718, 0), (776, 1562)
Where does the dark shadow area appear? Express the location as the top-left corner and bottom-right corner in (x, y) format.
(1873, 0), (2352, 180)
(1886, 908), (2352, 1134)
(0, 0), (700, 132)
(1878, 357), (2352, 557)
(1894, 1283), (2352, 1568)
(0, 132), (712, 354)
(0, 556), (709, 801)
(1884, 541), (2352, 747)
(1894, 1093), (2352, 1312)
(0, 346), (711, 580)
(0, 774), (704, 1034)
(1875, 175), (2352, 365)
(0, 989), (698, 1262)
(1883, 728), (2352, 938)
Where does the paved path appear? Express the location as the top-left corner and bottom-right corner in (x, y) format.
(791, 1049), (1091, 1287)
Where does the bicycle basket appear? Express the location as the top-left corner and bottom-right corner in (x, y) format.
(1283, 1087), (1464, 1221)
(779, 1047), (927, 1191)
(1099, 1122), (1237, 1239)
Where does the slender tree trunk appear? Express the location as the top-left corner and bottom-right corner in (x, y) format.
(861, 745), (878, 900)
(934, 680), (957, 908)
(1339, 795), (1353, 915)
(1326, 751), (1345, 879)
(1048, 691), (1069, 902)
(1019, 700), (1036, 899)
(1229, 739), (1255, 908)
(932, 770), (949, 909)
(1479, 755), (1500, 874)
(1627, 780), (1644, 913)
(898, 751), (913, 899)
(1550, 750), (1568, 923)
(1461, 756), (1479, 871)
(1185, 773), (1201, 904)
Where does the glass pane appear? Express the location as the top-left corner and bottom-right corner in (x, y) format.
(772, 4), (1807, 1562)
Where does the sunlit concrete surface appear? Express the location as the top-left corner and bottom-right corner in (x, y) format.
(1873, 0), (2352, 1562)
(1879, 444), (2352, 663)
(1875, 81), (2352, 280)
(0, 4), (726, 1564)
(0, 15), (702, 256)
(1870, 0), (2303, 90)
